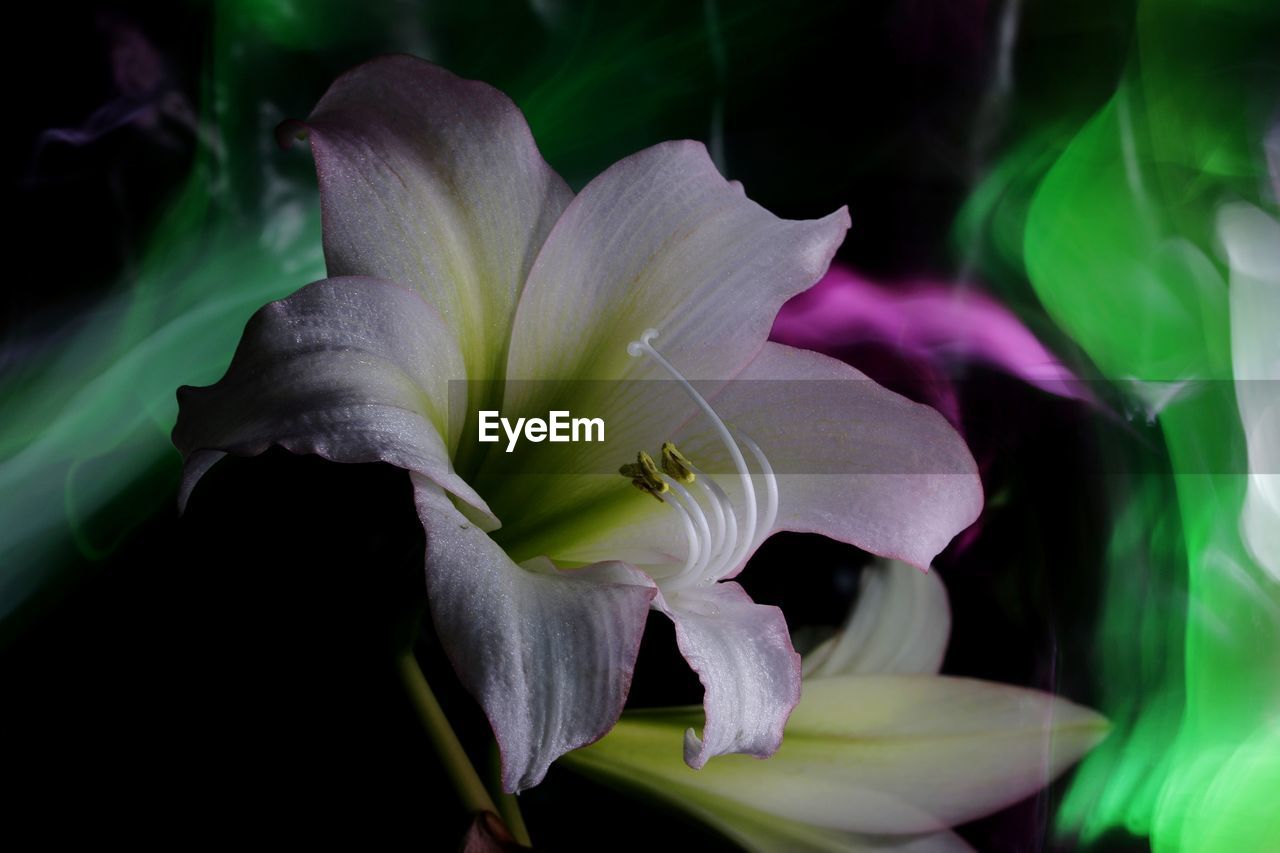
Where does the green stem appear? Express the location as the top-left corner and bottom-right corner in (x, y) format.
(491, 747), (533, 847)
(395, 649), (497, 817)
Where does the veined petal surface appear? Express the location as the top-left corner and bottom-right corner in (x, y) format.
(679, 343), (981, 570)
(659, 582), (802, 769)
(173, 277), (488, 520)
(414, 477), (656, 793)
(804, 559), (951, 679)
(299, 55), (573, 382)
(506, 140), (849, 387)
(567, 675), (1107, 836)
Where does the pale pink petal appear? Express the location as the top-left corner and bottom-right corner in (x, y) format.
(506, 140), (849, 386)
(295, 55), (573, 381)
(414, 477), (656, 793)
(658, 582), (802, 769)
(680, 343), (982, 570)
(173, 277), (491, 521)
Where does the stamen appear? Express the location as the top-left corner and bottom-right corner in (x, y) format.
(688, 462), (737, 581)
(689, 467), (727, 567)
(629, 328), (758, 576)
(628, 479), (667, 502)
(664, 477), (713, 581)
(619, 450), (669, 501)
(661, 442), (696, 484)
(663, 494), (701, 577)
(662, 441), (720, 579)
(620, 329), (780, 591)
(734, 430), (779, 552)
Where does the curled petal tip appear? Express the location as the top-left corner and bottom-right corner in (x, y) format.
(682, 727), (706, 769)
(663, 583), (801, 771)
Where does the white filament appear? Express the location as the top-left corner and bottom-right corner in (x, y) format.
(666, 479), (713, 580)
(734, 430), (778, 553)
(689, 469), (728, 566)
(663, 490), (702, 580)
(628, 328), (778, 590)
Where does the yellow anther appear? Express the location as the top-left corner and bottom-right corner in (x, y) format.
(620, 450), (669, 501)
(660, 442), (696, 484)
(630, 478), (667, 502)
(636, 450), (662, 483)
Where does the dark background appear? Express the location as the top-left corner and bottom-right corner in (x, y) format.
(3, 1), (1149, 849)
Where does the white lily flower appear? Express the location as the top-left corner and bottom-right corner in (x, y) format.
(564, 561), (1108, 851)
(172, 56), (983, 792)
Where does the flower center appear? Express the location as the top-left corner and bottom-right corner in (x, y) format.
(621, 329), (778, 591)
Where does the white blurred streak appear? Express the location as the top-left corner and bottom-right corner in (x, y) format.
(803, 559), (951, 679)
(1218, 201), (1280, 581)
(958, 0), (1022, 282)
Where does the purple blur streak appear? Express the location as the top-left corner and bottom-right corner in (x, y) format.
(771, 263), (1089, 425)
